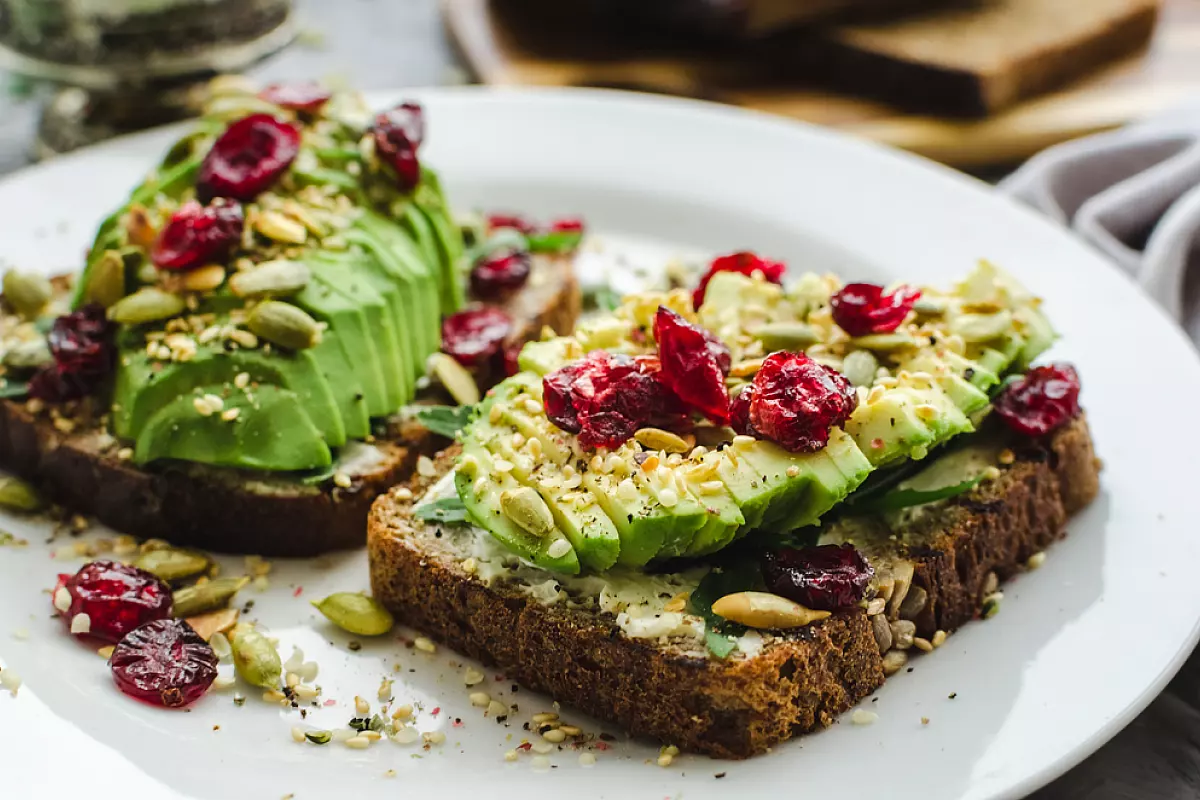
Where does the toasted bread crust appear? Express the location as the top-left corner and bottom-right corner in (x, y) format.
(368, 415), (1100, 757)
(0, 257), (579, 557)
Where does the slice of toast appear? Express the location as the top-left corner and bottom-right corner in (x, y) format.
(0, 256), (579, 557)
(368, 414), (1100, 757)
(784, 0), (1162, 116)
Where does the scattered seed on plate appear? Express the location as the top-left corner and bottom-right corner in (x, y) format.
(579, 752), (597, 767)
(504, 750), (519, 762)
(392, 728), (419, 745)
(464, 667), (485, 686)
(378, 678), (394, 700)
(423, 731), (445, 746)
(355, 695), (370, 715)
(851, 709), (878, 725)
(392, 703), (413, 720)
(531, 755), (551, 771)
(414, 636), (436, 653)
(469, 691), (490, 708)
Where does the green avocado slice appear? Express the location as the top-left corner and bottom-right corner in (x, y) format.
(415, 171), (466, 314)
(303, 330), (371, 441)
(134, 384), (331, 471)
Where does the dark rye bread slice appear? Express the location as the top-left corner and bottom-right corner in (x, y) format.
(784, 0), (1162, 117)
(0, 256), (579, 557)
(367, 414), (1100, 758)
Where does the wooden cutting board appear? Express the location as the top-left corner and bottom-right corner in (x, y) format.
(441, 0), (1200, 169)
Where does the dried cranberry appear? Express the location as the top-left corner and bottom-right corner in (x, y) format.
(151, 199), (244, 271)
(543, 352), (677, 449)
(109, 619), (218, 708)
(693, 252), (786, 310)
(762, 545), (873, 611)
(487, 214), (536, 234)
(830, 283), (921, 337)
(502, 341), (523, 377)
(993, 363), (1081, 437)
(470, 249), (532, 298)
(549, 217), (585, 233)
(373, 102), (424, 191)
(258, 82), (332, 113)
(730, 385), (754, 435)
(735, 351), (857, 453)
(653, 306), (731, 424)
(56, 560), (172, 643)
(197, 114), (299, 202)
(442, 307), (514, 369)
(29, 304), (115, 402)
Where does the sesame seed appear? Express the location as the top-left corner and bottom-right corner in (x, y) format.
(263, 689), (286, 703)
(542, 728), (566, 743)
(470, 691), (491, 707)
(391, 727), (419, 744)
(913, 637), (933, 653)
(487, 700), (507, 717)
(383, 769), (396, 778)
(345, 736), (371, 749)
(547, 539), (571, 559)
(291, 726), (306, 743)
(414, 636), (437, 653)
(786, 465), (800, 478)
(1026, 551), (1046, 570)
(0, 668), (22, 694)
(333, 472), (352, 488)
(531, 741), (554, 754)
(659, 489), (679, 508)
(293, 684), (319, 700)
(851, 709), (878, 725)
(392, 703), (413, 720)
(354, 696), (370, 715)
(391, 487), (413, 501)
(417, 455), (436, 477)
(504, 750), (519, 762)
(559, 725), (582, 737)
(53, 586), (71, 613)
(378, 678), (394, 700)
(70, 613), (91, 635)
(698, 480), (724, 495)
(285, 672), (300, 688)
(464, 667), (485, 686)
(423, 731), (446, 745)
(579, 752), (597, 766)
(221, 408), (240, 422)
(921, 716), (930, 726)
(511, 433), (525, 448)
(998, 448), (1015, 465)
(193, 396), (215, 416)
(657, 753), (675, 767)
(732, 434), (756, 448)
(116, 447), (134, 461)
(234, 372), (250, 389)
(932, 630), (947, 648)
(361, 731), (382, 742)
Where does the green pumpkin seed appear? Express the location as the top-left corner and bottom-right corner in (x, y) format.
(753, 321), (821, 351)
(428, 352), (480, 406)
(841, 350), (879, 387)
(311, 592), (395, 636)
(305, 730), (333, 745)
(134, 548), (210, 582)
(692, 425), (735, 448)
(913, 296), (948, 317)
(500, 487), (556, 538)
(0, 476), (45, 512)
(136, 260), (159, 286)
(86, 251), (128, 308)
(247, 301), (322, 350)
(950, 310), (1013, 343)
(172, 576), (250, 618)
(109, 287), (185, 325)
(228, 260), (311, 299)
(3, 270), (53, 319)
(254, 210), (308, 245)
(850, 333), (919, 352)
(229, 622), (282, 689)
(3, 339), (51, 371)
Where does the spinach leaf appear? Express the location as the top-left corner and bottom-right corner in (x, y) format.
(414, 496), (470, 525)
(848, 476), (984, 516)
(414, 404), (475, 439)
(583, 285), (622, 313)
(688, 560), (763, 658)
(705, 630), (738, 659)
(527, 230), (583, 255)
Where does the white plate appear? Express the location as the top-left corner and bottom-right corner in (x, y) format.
(1, 88), (1198, 800)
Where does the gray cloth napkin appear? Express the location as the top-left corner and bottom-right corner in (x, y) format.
(1002, 120), (1200, 799)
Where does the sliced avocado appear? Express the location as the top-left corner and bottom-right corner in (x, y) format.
(415, 173), (466, 314)
(134, 384), (331, 471)
(303, 331), (371, 440)
(715, 440), (805, 532)
(678, 467), (746, 557)
(630, 463), (708, 558)
(775, 429), (873, 531)
(455, 441), (580, 574)
(296, 272), (393, 417)
(518, 338), (579, 376)
(1014, 306), (1056, 369)
(970, 333), (1026, 378)
(399, 203), (454, 316)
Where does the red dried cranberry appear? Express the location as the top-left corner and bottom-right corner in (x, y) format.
(830, 282), (921, 337)
(109, 619), (218, 708)
(993, 363), (1081, 437)
(693, 252), (785, 310)
(762, 545), (874, 611)
(29, 304), (115, 402)
(470, 249), (532, 298)
(487, 214), (536, 234)
(653, 306), (731, 424)
(56, 560), (172, 643)
(151, 199), (244, 271)
(543, 352), (677, 449)
(549, 217), (585, 233)
(373, 102), (424, 191)
(730, 384), (754, 435)
(442, 306), (513, 369)
(736, 351), (857, 453)
(502, 341), (523, 377)
(197, 114), (299, 202)
(258, 82), (332, 113)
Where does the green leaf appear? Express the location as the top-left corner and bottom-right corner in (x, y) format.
(414, 404), (475, 439)
(849, 476), (985, 516)
(704, 630), (738, 659)
(527, 230), (583, 255)
(0, 381), (29, 400)
(414, 496), (470, 525)
(583, 285), (622, 313)
(688, 560), (763, 658)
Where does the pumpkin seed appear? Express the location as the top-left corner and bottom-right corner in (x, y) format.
(692, 425), (735, 448)
(850, 333), (919, 352)
(172, 576), (250, 618)
(841, 349), (878, 387)
(311, 592), (395, 637)
(228, 260), (311, 299)
(247, 301), (322, 350)
(428, 352), (480, 406)
(0, 476), (45, 512)
(254, 210), (308, 244)
(2, 270), (52, 319)
(710, 591), (830, 629)
(305, 730), (333, 745)
(186, 607), (239, 641)
(134, 548), (210, 582)
(950, 310), (1013, 342)
(913, 296), (948, 316)
(109, 287), (185, 325)
(3, 339), (51, 371)
(229, 623), (283, 689)
(86, 251), (128, 307)
(500, 487), (556, 538)
(729, 358), (764, 379)
(181, 264), (227, 293)
(136, 260), (159, 286)
(754, 321), (821, 351)
(634, 427), (690, 453)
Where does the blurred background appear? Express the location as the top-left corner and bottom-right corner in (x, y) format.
(0, 0), (1186, 176)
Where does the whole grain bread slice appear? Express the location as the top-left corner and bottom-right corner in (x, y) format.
(784, 0), (1162, 116)
(0, 256), (580, 557)
(368, 414), (1100, 758)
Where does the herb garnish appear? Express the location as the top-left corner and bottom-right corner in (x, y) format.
(583, 285), (622, 313)
(414, 496), (470, 525)
(688, 560), (763, 659)
(527, 229), (583, 255)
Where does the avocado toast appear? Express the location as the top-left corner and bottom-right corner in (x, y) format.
(0, 80), (581, 556)
(368, 257), (1100, 757)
